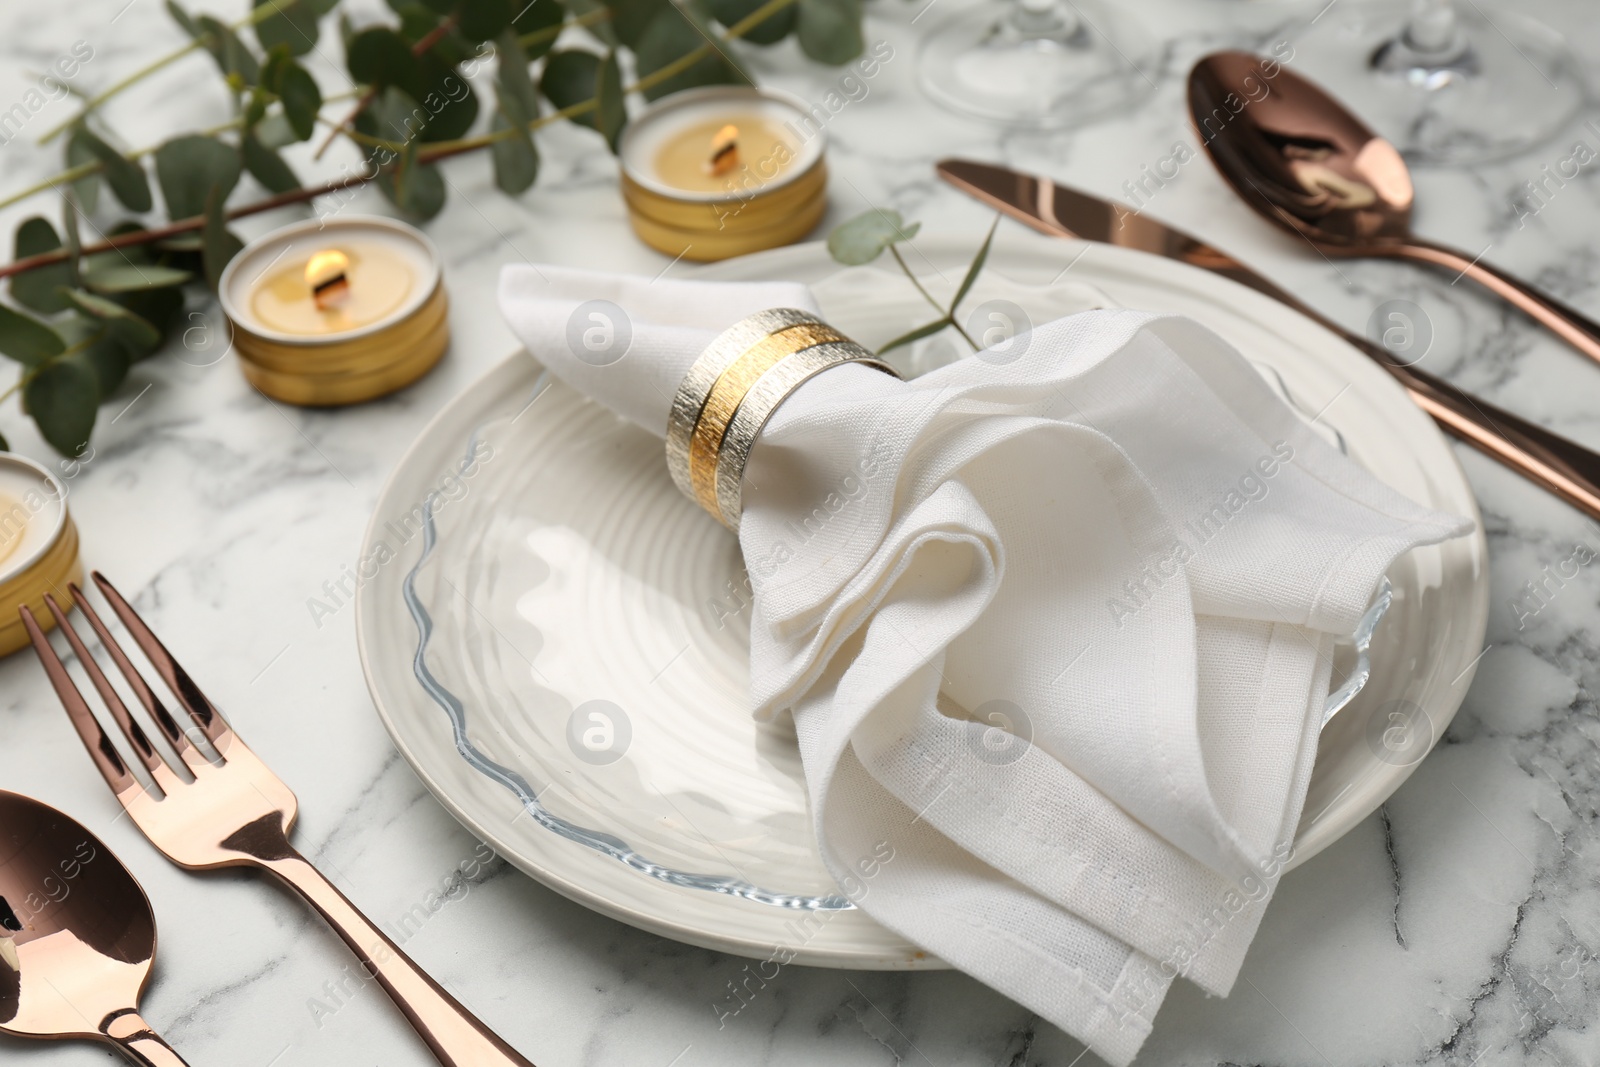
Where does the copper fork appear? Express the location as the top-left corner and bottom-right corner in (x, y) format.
(20, 572), (537, 1067)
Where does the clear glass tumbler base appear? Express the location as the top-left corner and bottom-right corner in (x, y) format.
(917, 0), (1154, 129)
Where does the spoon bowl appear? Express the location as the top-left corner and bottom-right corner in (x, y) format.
(1189, 50), (1600, 367)
(1189, 50), (1416, 249)
(0, 791), (189, 1065)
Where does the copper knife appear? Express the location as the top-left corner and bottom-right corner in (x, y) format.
(937, 157), (1600, 522)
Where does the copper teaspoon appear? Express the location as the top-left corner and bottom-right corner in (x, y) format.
(1189, 50), (1600, 369)
(0, 790), (190, 1065)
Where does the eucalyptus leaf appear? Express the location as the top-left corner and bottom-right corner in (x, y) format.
(346, 27), (419, 89)
(82, 223), (155, 275)
(60, 196), (82, 288)
(155, 135), (242, 220)
(950, 215), (998, 313)
(24, 353), (99, 457)
(242, 133), (301, 193)
(511, 0), (565, 60)
(63, 290), (162, 352)
(827, 209), (918, 265)
(110, 286), (184, 353)
(540, 50), (625, 149)
(877, 316), (952, 356)
(796, 0), (862, 65)
(201, 191), (245, 292)
(260, 42), (292, 91)
(165, 0), (202, 37)
(393, 3), (477, 65)
(253, 0), (321, 57)
(490, 113), (539, 195)
(634, 9), (745, 101)
(74, 129), (151, 213)
(408, 53), (480, 142)
(277, 62), (322, 141)
(155, 233), (206, 253)
(494, 29), (540, 126)
(377, 142), (447, 219)
(81, 332), (133, 397)
(706, 0), (796, 45)
(606, 0), (670, 50)
(457, 0), (514, 42)
(196, 14), (262, 85)
(242, 85), (271, 129)
(10, 218), (73, 315)
(81, 263), (194, 294)
(0, 304), (65, 366)
(64, 129), (101, 213)
(0, 430), (9, 452)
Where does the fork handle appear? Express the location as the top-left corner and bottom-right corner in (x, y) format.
(258, 850), (537, 1067)
(102, 1011), (191, 1067)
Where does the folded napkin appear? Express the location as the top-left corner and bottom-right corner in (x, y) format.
(499, 263), (1471, 1064)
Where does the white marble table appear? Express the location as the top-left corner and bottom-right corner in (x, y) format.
(3, 1), (1600, 1064)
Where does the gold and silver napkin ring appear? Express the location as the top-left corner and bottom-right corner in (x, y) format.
(666, 308), (898, 530)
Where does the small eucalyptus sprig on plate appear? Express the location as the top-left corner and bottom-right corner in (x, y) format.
(826, 207), (998, 356)
(0, 0), (872, 457)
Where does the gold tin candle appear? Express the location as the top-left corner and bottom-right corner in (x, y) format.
(0, 454), (84, 658)
(619, 87), (828, 262)
(218, 216), (448, 407)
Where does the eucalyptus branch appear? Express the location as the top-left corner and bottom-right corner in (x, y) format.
(0, 116), (248, 214)
(37, 0), (292, 145)
(312, 12), (461, 160)
(2, 0), (808, 282)
(0, 172), (370, 281)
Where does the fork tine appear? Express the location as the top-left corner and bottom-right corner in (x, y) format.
(19, 605), (142, 800)
(91, 571), (234, 750)
(42, 593), (177, 786)
(69, 582), (210, 775)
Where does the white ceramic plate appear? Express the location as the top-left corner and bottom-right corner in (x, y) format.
(354, 229), (1489, 968)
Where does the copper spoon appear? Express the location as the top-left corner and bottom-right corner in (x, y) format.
(0, 790), (190, 1065)
(1188, 50), (1600, 369)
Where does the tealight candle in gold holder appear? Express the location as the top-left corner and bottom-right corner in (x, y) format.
(619, 87), (828, 262)
(0, 454), (83, 658)
(218, 216), (448, 407)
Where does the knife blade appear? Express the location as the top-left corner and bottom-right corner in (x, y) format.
(938, 157), (1600, 523)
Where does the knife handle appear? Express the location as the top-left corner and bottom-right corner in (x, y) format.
(1379, 353), (1600, 521)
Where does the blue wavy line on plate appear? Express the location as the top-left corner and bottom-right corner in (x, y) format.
(402, 382), (854, 913)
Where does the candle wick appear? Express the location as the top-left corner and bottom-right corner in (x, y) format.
(708, 124), (740, 177)
(306, 249), (352, 311)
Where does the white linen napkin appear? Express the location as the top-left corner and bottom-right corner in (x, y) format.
(498, 263), (1471, 1065)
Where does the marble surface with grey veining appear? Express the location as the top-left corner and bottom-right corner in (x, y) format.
(4, 0), (1600, 1064)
